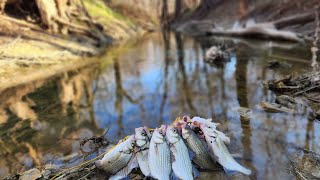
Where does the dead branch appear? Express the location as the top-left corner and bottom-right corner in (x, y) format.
(273, 11), (316, 29)
(0, 14), (41, 30)
(311, 11), (319, 70)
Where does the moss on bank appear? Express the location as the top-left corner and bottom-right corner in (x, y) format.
(84, 0), (143, 40)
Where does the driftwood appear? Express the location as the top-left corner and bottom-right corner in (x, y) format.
(206, 11), (320, 42)
(208, 23), (302, 42)
(259, 101), (295, 113)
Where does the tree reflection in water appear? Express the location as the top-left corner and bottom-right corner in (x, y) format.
(0, 32), (320, 179)
(0, 65), (103, 177)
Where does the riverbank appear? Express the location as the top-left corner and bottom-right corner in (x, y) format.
(0, 0), (146, 91)
(173, 0), (320, 39)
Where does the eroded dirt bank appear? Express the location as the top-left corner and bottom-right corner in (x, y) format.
(0, 0), (145, 91)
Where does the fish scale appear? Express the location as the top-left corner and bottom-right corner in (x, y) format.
(171, 138), (193, 180)
(96, 135), (135, 175)
(135, 127), (151, 177)
(182, 125), (218, 170)
(108, 153), (132, 174)
(149, 129), (171, 180)
(200, 123), (252, 175)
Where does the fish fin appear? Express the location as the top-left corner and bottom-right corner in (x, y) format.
(188, 149), (196, 160)
(223, 167), (237, 176)
(109, 174), (129, 180)
(128, 154), (139, 170)
(170, 171), (178, 180)
(192, 165), (200, 178)
(215, 130), (230, 144)
(95, 160), (102, 168)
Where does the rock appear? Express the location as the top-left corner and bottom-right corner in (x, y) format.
(236, 107), (252, 122)
(19, 168), (41, 180)
(205, 46), (226, 62)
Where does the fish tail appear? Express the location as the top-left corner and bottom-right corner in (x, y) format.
(216, 137), (252, 175)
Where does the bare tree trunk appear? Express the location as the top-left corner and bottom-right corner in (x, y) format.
(175, 0), (182, 18)
(35, 0), (59, 32)
(0, 0), (7, 14)
(55, 0), (69, 19)
(161, 0), (168, 27)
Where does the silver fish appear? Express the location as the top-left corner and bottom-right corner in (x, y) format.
(181, 123), (219, 170)
(190, 117), (230, 144)
(109, 154), (138, 180)
(200, 123), (251, 175)
(134, 126), (152, 177)
(166, 125), (194, 180)
(148, 125), (171, 180)
(191, 116), (220, 129)
(96, 135), (136, 175)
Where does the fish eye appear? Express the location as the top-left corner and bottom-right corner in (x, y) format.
(159, 131), (163, 135)
(208, 126), (212, 129)
(173, 129), (177, 133)
(141, 132), (146, 136)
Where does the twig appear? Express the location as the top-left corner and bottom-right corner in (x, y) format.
(289, 159), (308, 180)
(78, 169), (93, 180)
(273, 11), (316, 29)
(311, 11), (320, 70)
(294, 85), (320, 96)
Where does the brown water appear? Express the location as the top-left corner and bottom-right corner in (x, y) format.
(0, 32), (319, 179)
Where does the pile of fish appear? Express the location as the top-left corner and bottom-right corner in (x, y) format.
(95, 116), (251, 180)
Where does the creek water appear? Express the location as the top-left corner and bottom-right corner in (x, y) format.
(0, 32), (319, 179)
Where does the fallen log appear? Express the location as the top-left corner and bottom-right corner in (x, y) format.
(206, 10), (320, 42)
(207, 24), (302, 42)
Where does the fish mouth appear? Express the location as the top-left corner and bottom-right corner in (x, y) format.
(160, 125), (168, 135)
(182, 115), (191, 122)
(193, 126), (201, 134)
(160, 124), (168, 129)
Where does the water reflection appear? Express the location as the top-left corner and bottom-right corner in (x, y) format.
(0, 32), (319, 179)
(0, 65), (103, 177)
